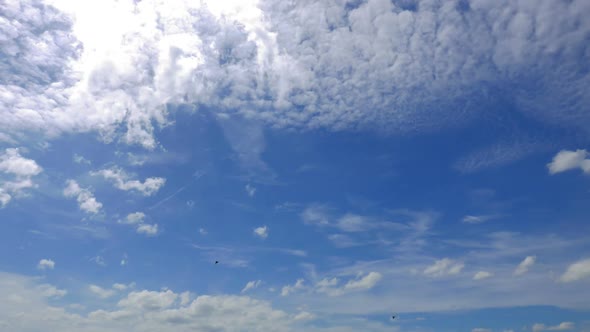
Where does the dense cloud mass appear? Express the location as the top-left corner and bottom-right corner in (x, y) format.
(1, 0), (589, 149)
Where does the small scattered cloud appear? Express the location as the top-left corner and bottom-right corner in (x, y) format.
(424, 258), (464, 277)
(532, 322), (575, 332)
(472, 328), (491, 332)
(186, 200), (195, 208)
(91, 167), (166, 196)
(0, 148), (43, 207)
(253, 225), (268, 239)
(473, 271), (493, 280)
(113, 282), (135, 291)
(38, 284), (67, 298)
(199, 228), (208, 235)
(241, 280), (262, 293)
(462, 214), (500, 224)
(281, 279), (305, 297)
(293, 311), (316, 321)
(73, 154), (91, 165)
(37, 259), (55, 270)
(300, 204), (331, 226)
(343, 272), (382, 292)
(547, 149), (590, 175)
(137, 224), (159, 237)
(89, 284), (115, 299)
(120, 254), (128, 266)
(91, 256), (106, 267)
(63, 180), (102, 214)
(121, 212), (145, 224)
(245, 184), (256, 197)
(514, 256), (536, 276)
(559, 258), (590, 283)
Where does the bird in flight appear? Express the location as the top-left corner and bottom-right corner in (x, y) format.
(215, 261), (219, 264)
(391, 315), (396, 320)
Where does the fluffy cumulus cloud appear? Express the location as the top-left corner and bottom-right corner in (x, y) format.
(136, 223), (158, 236)
(2, 0), (589, 149)
(122, 212), (146, 224)
(63, 179), (102, 214)
(91, 167), (165, 196)
(37, 259), (55, 270)
(514, 255), (536, 276)
(423, 258), (464, 277)
(0, 272), (300, 332)
(89, 284), (116, 299)
(532, 322), (575, 332)
(0, 148), (43, 207)
(281, 279), (305, 297)
(559, 258), (590, 283)
(547, 149), (590, 175)
(253, 225), (268, 239)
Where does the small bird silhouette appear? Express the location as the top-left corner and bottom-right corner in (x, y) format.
(215, 261), (219, 264)
(391, 316), (396, 320)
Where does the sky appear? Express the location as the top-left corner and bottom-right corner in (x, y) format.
(1, 0), (590, 331)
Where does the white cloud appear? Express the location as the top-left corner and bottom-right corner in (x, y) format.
(2, 0), (589, 152)
(301, 205), (330, 226)
(514, 256), (536, 276)
(91, 167), (165, 196)
(0, 271), (299, 332)
(199, 228), (208, 235)
(37, 259), (55, 270)
(424, 258), (464, 277)
(462, 215), (499, 224)
(560, 258), (590, 283)
(136, 223), (158, 236)
(88, 284), (115, 299)
(112, 283), (129, 291)
(73, 154), (91, 165)
(245, 184), (256, 197)
(472, 328), (491, 332)
(118, 290), (177, 311)
(122, 212), (146, 224)
(343, 272), (382, 291)
(548, 149), (590, 175)
(281, 279), (305, 297)
(533, 322), (575, 332)
(241, 280), (262, 293)
(315, 272), (382, 297)
(0, 148), (43, 206)
(37, 284), (67, 298)
(63, 179), (102, 214)
(91, 255), (106, 267)
(473, 271), (493, 280)
(253, 225), (268, 239)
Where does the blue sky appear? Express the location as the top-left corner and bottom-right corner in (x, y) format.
(1, 0), (590, 331)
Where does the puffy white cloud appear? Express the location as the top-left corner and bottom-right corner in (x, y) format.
(118, 290), (177, 311)
(424, 258), (464, 277)
(241, 280), (262, 293)
(548, 149), (590, 175)
(533, 322), (575, 332)
(245, 184), (256, 197)
(38, 284), (67, 298)
(253, 225), (268, 239)
(343, 272), (382, 292)
(0, 148), (42, 206)
(0, 271), (300, 332)
(92, 167), (165, 196)
(281, 279), (305, 297)
(2, 0), (589, 151)
(136, 223), (158, 236)
(514, 256), (536, 276)
(63, 179), (102, 214)
(37, 259), (55, 270)
(88, 284), (115, 299)
(473, 271), (493, 280)
(560, 258), (590, 283)
(122, 212), (145, 224)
